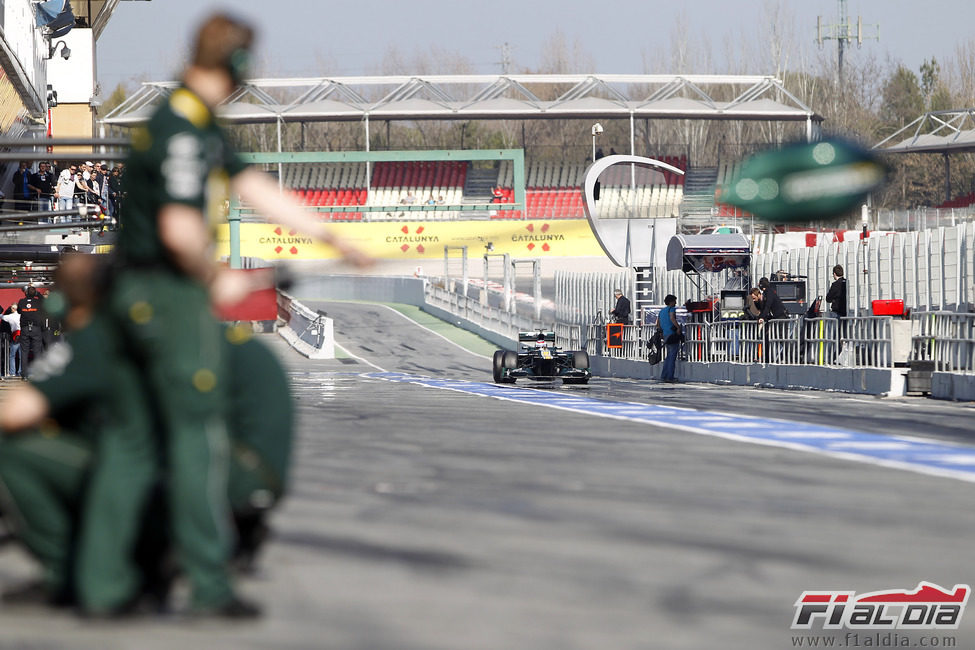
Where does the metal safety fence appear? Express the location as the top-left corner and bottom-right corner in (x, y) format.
(425, 282), (588, 352)
(1, 334), (9, 377)
(584, 316), (900, 369)
(911, 312), (975, 373)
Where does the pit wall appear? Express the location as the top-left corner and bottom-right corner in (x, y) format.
(593, 357), (907, 396)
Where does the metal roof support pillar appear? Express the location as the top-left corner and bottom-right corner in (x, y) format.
(512, 149), (526, 219)
(629, 112), (635, 155)
(228, 202), (242, 270)
(364, 114), (371, 202)
(276, 117), (283, 192)
(629, 112), (637, 226)
(944, 153), (951, 204)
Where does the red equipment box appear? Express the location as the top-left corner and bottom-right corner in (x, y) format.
(871, 299), (904, 316)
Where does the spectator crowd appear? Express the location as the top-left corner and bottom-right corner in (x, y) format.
(6, 160), (125, 222)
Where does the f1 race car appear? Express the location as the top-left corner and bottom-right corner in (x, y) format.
(492, 331), (591, 384)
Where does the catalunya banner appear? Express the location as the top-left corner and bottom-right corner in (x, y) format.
(215, 220), (605, 261)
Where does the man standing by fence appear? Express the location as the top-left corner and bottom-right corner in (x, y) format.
(826, 265), (847, 319)
(659, 294), (682, 383)
(611, 289), (631, 324)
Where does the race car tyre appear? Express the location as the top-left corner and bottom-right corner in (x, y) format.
(492, 350), (504, 383)
(502, 351), (518, 369)
(572, 350), (590, 369)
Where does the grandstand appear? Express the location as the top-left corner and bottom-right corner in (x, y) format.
(936, 192), (975, 210)
(281, 160), (468, 220)
(275, 156), (689, 221)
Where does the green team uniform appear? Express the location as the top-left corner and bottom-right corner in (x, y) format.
(0, 314), (156, 604)
(109, 86), (249, 610)
(224, 326), (294, 513)
(0, 322), (293, 607)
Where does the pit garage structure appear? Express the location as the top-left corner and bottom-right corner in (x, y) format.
(665, 233), (752, 322)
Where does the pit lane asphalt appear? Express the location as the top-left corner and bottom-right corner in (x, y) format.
(1, 300), (973, 649)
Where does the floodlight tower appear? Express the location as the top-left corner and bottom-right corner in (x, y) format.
(816, 0), (879, 83)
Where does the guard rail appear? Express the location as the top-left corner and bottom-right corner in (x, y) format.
(911, 311), (975, 372)
(585, 315), (900, 368)
(276, 291), (335, 359)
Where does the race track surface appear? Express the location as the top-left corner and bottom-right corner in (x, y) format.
(1, 300), (973, 649)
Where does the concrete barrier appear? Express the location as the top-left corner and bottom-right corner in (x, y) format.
(277, 291), (335, 359)
(931, 372), (975, 401)
(291, 274), (426, 306)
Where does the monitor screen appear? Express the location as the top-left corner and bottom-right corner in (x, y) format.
(723, 295), (744, 310)
(774, 282), (803, 301)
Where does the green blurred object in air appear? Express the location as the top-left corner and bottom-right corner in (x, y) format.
(720, 139), (888, 223)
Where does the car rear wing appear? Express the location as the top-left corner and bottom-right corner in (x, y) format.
(518, 331), (556, 343)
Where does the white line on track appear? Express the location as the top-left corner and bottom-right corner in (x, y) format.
(372, 304), (494, 361)
(333, 342), (387, 372)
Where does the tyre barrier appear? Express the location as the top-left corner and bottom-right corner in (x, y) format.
(276, 290), (335, 359)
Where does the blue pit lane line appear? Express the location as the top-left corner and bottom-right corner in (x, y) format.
(366, 372), (975, 484)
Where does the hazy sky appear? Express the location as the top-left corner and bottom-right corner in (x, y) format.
(96, 0), (975, 93)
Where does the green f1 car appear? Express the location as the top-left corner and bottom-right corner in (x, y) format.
(492, 331), (591, 384)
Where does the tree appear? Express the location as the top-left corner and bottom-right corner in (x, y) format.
(919, 57), (940, 99)
(880, 65), (924, 131)
(99, 83), (128, 116)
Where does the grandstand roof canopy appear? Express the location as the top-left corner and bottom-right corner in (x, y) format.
(873, 109), (975, 154)
(103, 74), (823, 127)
